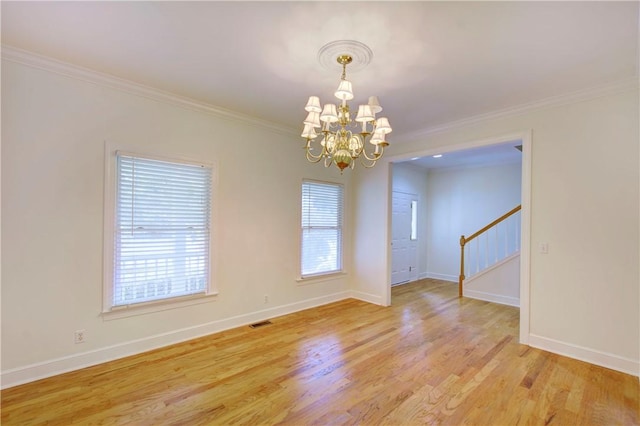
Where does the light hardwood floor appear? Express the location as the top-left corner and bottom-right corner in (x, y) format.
(2, 279), (638, 425)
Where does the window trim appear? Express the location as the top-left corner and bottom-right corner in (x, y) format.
(102, 144), (217, 318)
(299, 179), (345, 280)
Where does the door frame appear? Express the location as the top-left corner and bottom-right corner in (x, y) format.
(385, 130), (532, 345)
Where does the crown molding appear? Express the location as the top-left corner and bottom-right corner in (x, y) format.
(397, 76), (640, 143)
(1, 45), (298, 137)
(3, 45), (637, 143)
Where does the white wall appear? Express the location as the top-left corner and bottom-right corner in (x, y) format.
(1, 58), (352, 386)
(351, 160), (391, 306)
(391, 163), (428, 280)
(464, 254), (520, 307)
(426, 162), (522, 281)
(351, 87), (640, 375)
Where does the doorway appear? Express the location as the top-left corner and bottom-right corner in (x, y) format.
(386, 131), (532, 344)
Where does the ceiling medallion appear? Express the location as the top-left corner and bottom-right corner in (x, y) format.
(317, 40), (373, 73)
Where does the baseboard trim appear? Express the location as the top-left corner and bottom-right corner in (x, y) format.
(1, 291), (351, 389)
(425, 272), (457, 282)
(463, 289), (520, 307)
(349, 290), (384, 306)
(528, 334), (639, 377)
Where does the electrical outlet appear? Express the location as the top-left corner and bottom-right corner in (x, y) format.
(264, 295), (269, 304)
(74, 330), (86, 344)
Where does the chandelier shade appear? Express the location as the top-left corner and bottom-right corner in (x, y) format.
(301, 124), (318, 139)
(302, 42), (392, 172)
(304, 96), (322, 113)
(370, 129), (387, 145)
(320, 104), (339, 123)
(355, 105), (374, 123)
(374, 117), (392, 134)
(303, 111), (321, 128)
(367, 96), (383, 113)
(334, 80), (354, 101)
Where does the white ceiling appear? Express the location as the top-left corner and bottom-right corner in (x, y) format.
(2, 1), (638, 143)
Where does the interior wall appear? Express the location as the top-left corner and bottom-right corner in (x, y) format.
(391, 163), (428, 280)
(351, 87), (640, 375)
(350, 159), (391, 306)
(464, 254), (520, 307)
(426, 162), (522, 281)
(1, 59), (351, 386)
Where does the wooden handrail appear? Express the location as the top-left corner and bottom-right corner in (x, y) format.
(458, 204), (521, 297)
(463, 205), (521, 245)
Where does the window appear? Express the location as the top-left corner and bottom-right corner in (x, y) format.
(410, 200), (418, 241)
(301, 180), (344, 278)
(105, 151), (213, 310)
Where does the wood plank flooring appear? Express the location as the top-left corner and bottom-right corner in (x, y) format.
(2, 279), (638, 425)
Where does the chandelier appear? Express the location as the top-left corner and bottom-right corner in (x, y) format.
(301, 43), (392, 172)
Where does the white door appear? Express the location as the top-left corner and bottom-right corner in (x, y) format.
(391, 192), (419, 286)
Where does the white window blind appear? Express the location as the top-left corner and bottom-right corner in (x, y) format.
(301, 180), (343, 277)
(113, 153), (212, 307)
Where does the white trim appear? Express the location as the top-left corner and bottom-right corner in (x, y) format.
(295, 271), (348, 285)
(103, 142), (116, 312)
(391, 281), (412, 288)
(385, 165), (393, 307)
(464, 252), (520, 283)
(529, 334), (639, 378)
(349, 290), (383, 306)
(463, 289), (519, 308)
(396, 78), (639, 141)
(3, 46), (636, 146)
(425, 272), (457, 282)
(1, 45), (297, 137)
(519, 130), (532, 345)
(389, 131), (530, 165)
(102, 293), (218, 321)
(1, 291), (352, 389)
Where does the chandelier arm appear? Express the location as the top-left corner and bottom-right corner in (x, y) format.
(304, 141), (325, 163)
(358, 150), (382, 168)
(305, 149), (324, 163)
(359, 143), (384, 162)
(360, 160), (378, 169)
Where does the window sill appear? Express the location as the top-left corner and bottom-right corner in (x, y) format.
(102, 292), (218, 321)
(296, 271), (347, 285)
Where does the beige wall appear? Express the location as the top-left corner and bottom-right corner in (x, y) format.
(1, 59), (351, 386)
(426, 162), (522, 281)
(2, 54), (638, 386)
(351, 88), (640, 375)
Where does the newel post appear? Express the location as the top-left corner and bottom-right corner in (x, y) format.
(459, 235), (466, 298)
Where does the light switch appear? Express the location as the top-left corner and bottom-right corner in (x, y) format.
(539, 242), (549, 254)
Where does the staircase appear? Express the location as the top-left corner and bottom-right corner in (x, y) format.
(458, 205), (521, 300)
